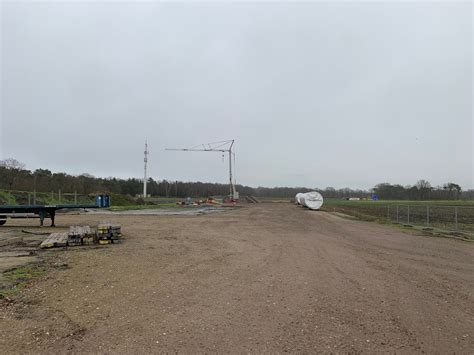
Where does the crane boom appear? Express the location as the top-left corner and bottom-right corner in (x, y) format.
(165, 140), (237, 200)
(166, 148), (228, 152)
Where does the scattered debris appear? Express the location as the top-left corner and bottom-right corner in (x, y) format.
(176, 197), (223, 206)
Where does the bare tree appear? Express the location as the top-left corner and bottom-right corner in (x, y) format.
(0, 158), (25, 170)
(416, 180), (432, 200)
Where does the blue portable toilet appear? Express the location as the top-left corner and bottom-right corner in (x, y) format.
(96, 195), (111, 208)
(104, 195), (110, 207)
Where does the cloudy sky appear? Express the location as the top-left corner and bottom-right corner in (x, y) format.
(1, 1), (472, 189)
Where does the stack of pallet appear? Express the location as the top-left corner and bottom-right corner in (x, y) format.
(69, 225), (96, 246)
(97, 223), (122, 244)
(40, 223), (122, 248)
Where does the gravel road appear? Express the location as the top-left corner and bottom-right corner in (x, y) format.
(1, 204), (473, 353)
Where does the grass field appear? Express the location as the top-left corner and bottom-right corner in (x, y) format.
(323, 198), (474, 207)
(0, 264), (46, 299)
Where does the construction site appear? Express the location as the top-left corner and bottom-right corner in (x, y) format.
(2, 1), (473, 353)
(0, 200), (473, 353)
(0, 140), (473, 353)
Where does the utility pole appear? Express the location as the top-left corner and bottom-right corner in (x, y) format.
(143, 140), (149, 198)
(33, 174), (37, 205)
(166, 140), (237, 199)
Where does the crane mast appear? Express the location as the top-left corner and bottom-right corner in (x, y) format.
(166, 140), (238, 200)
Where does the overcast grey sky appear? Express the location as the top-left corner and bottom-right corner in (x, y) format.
(1, 1), (472, 189)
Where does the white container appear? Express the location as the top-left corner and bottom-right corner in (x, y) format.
(295, 193), (304, 205)
(300, 191), (324, 210)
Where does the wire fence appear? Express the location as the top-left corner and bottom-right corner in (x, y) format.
(387, 205), (474, 233)
(0, 189), (93, 206)
(327, 204), (474, 234)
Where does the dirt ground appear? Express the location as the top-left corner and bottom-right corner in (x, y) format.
(1, 204), (473, 353)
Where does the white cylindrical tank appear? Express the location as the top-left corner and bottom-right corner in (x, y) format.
(295, 193), (304, 205)
(300, 191), (324, 210)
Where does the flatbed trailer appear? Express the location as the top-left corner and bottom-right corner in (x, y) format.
(0, 195), (110, 227)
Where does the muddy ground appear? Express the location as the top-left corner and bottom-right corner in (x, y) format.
(0, 204), (473, 353)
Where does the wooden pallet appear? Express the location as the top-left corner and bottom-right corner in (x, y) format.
(68, 225), (97, 245)
(40, 232), (68, 249)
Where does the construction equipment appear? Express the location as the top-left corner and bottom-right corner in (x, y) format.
(166, 140), (239, 200)
(0, 194), (111, 227)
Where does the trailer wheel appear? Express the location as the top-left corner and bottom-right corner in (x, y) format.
(0, 219), (6, 226)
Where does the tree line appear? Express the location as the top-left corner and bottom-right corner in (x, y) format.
(0, 159), (472, 200)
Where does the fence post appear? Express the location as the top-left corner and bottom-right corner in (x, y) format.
(454, 206), (458, 231)
(58, 189), (61, 203)
(426, 206), (430, 227)
(407, 205), (410, 225)
(28, 193), (31, 205)
(396, 205), (399, 223)
(74, 191), (77, 204)
(387, 205), (390, 221)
